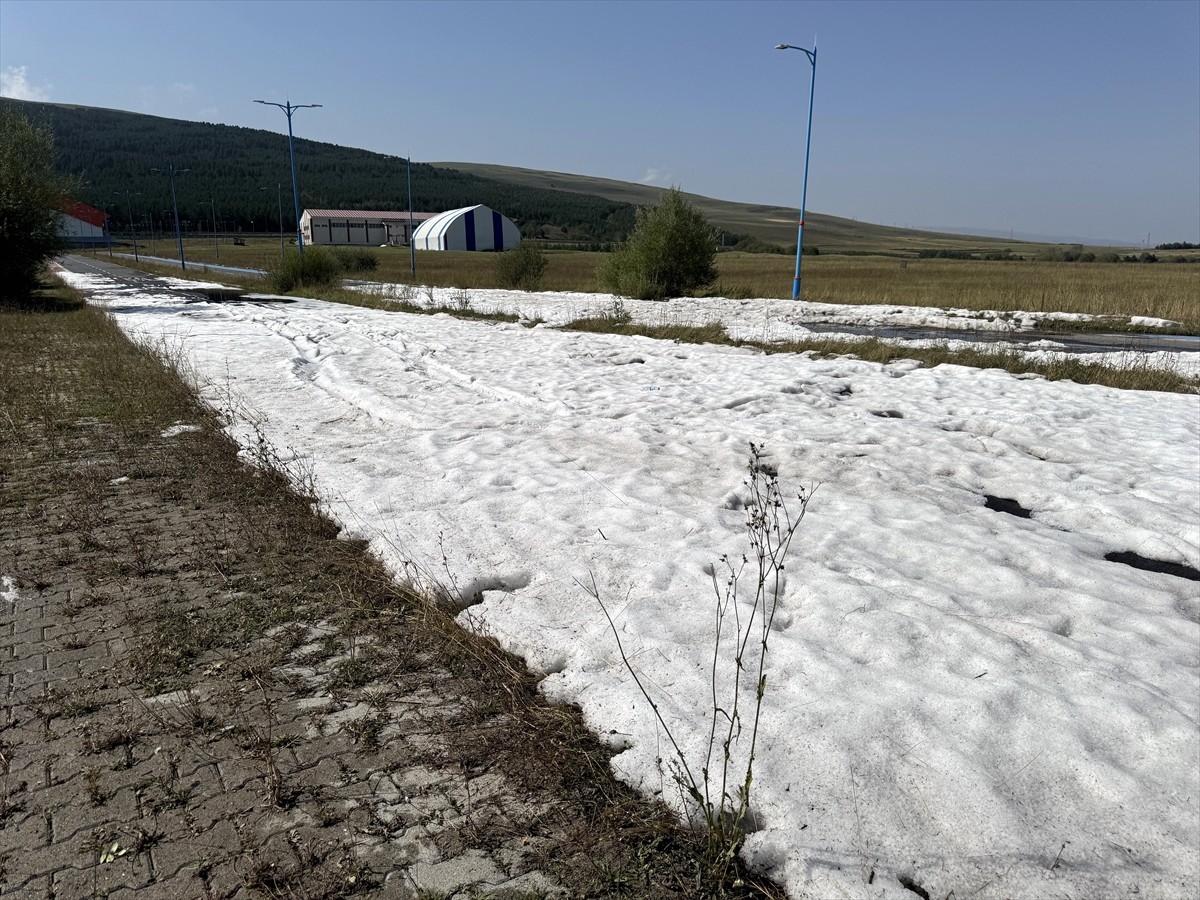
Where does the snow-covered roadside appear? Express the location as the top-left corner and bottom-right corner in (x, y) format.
(350, 282), (1200, 377)
(57, 266), (1200, 899)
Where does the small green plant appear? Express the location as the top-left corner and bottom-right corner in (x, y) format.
(495, 241), (548, 290)
(598, 187), (718, 301)
(265, 246), (342, 292)
(585, 443), (813, 880)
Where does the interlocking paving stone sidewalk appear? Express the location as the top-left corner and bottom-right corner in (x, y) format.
(2, 425), (582, 899)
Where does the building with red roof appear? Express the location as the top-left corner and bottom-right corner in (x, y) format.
(59, 200), (109, 247)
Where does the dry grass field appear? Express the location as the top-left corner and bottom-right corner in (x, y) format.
(117, 237), (1200, 330)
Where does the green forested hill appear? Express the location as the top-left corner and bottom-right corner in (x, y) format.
(7, 98), (1051, 254)
(2, 99), (635, 241)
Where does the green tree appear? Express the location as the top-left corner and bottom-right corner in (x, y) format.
(0, 108), (75, 300)
(494, 241), (548, 290)
(598, 187), (717, 300)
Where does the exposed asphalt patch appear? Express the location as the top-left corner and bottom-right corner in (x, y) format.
(983, 496), (1198, 581)
(1105, 551), (1200, 582)
(984, 494), (1033, 518)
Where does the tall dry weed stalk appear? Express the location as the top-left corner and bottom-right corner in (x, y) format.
(586, 443), (813, 880)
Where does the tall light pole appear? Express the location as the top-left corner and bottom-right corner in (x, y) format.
(254, 98), (322, 256)
(101, 203), (112, 258)
(777, 41), (817, 300)
(151, 164), (189, 270)
(124, 190), (141, 263)
(407, 154), (416, 278)
(386, 154), (419, 278)
(206, 198), (219, 261)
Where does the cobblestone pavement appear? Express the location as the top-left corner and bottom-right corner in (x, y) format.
(1, 424), (574, 899)
(1, 292), (775, 900)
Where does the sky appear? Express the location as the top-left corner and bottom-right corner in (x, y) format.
(51, 258), (1200, 898)
(3, 0), (1198, 244)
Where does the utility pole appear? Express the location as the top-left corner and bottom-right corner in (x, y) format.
(151, 164), (189, 270)
(125, 190), (141, 263)
(407, 154), (416, 278)
(208, 198), (219, 261)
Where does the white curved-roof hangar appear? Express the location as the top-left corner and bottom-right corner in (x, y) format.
(412, 204), (522, 251)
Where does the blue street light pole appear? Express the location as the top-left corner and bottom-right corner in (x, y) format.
(151, 164), (188, 270)
(254, 99), (322, 256)
(407, 154), (416, 278)
(777, 41), (817, 300)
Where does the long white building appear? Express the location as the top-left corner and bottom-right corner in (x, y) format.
(299, 209), (436, 247)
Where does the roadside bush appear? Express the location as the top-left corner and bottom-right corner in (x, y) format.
(266, 246), (341, 292)
(598, 187), (717, 301)
(1, 108), (76, 301)
(494, 241), (548, 290)
(330, 246), (378, 272)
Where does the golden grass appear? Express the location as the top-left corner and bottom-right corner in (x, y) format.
(762, 336), (1198, 394)
(106, 238), (1200, 330)
(559, 312), (1199, 394)
(712, 254), (1200, 328)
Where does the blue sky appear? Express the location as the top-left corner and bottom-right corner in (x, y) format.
(2, 0), (1197, 244)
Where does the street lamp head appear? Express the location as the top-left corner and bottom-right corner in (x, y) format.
(776, 44), (789, 50)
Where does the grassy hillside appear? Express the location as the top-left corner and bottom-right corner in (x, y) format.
(4, 97), (1139, 256)
(2, 99), (635, 242)
(435, 162), (1051, 255)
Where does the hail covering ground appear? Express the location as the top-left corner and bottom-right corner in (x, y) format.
(52, 267), (1200, 900)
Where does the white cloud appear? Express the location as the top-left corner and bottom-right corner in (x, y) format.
(638, 167), (675, 186)
(0, 66), (51, 101)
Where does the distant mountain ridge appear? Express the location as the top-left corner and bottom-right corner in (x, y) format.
(922, 225), (1137, 248)
(433, 162), (1057, 254)
(6, 97), (1079, 253)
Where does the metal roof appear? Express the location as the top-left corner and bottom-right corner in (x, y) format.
(303, 209), (437, 221)
(62, 200), (106, 228)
